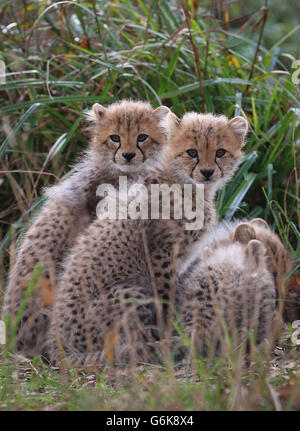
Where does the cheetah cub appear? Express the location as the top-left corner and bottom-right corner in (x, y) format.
(147, 112), (248, 320)
(178, 218), (291, 357)
(3, 100), (170, 357)
(46, 112), (248, 367)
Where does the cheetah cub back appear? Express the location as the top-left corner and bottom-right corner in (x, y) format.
(3, 100), (170, 357)
(178, 219), (290, 357)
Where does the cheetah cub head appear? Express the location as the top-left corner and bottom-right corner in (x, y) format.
(86, 100), (170, 173)
(161, 111), (248, 191)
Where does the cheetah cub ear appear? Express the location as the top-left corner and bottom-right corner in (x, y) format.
(86, 103), (107, 123)
(245, 239), (266, 269)
(250, 218), (270, 230)
(228, 116), (248, 144)
(159, 111), (181, 139)
(234, 223), (256, 244)
(153, 106), (171, 121)
(92, 103), (107, 119)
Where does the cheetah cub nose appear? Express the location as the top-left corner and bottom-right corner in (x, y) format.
(201, 169), (214, 179)
(122, 152), (136, 161)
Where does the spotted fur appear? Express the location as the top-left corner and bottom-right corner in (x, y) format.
(177, 218), (291, 356)
(2, 100), (170, 357)
(46, 112), (248, 366)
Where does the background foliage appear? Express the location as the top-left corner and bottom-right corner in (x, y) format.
(0, 0), (299, 410)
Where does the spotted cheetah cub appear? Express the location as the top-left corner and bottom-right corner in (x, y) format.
(147, 112), (248, 319)
(46, 112), (248, 367)
(3, 100), (170, 357)
(178, 218), (291, 357)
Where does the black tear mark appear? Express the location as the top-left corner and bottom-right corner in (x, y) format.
(190, 156), (199, 178)
(113, 142), (121, 162)
(137, 142), (146, 162)
(215, 158), (223, 177)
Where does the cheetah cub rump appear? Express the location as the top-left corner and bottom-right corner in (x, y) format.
(178, 219), (290, 357)
(3, 100), (170, 357)
(234, 219), (295, 323)
(47, 112), (248, 366)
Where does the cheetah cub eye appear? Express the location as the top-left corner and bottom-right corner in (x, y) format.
(110, 134), (121, 143)
(137, 134), (148, 143)
(215, 148), (226, 158)
(186, 149), (198, 158)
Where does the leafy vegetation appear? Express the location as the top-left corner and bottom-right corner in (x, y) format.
(0, 0), (299, 411)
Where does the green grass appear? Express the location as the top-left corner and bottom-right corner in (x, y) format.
(1, 337), (300, 411)
(0, 0), (300, 410)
